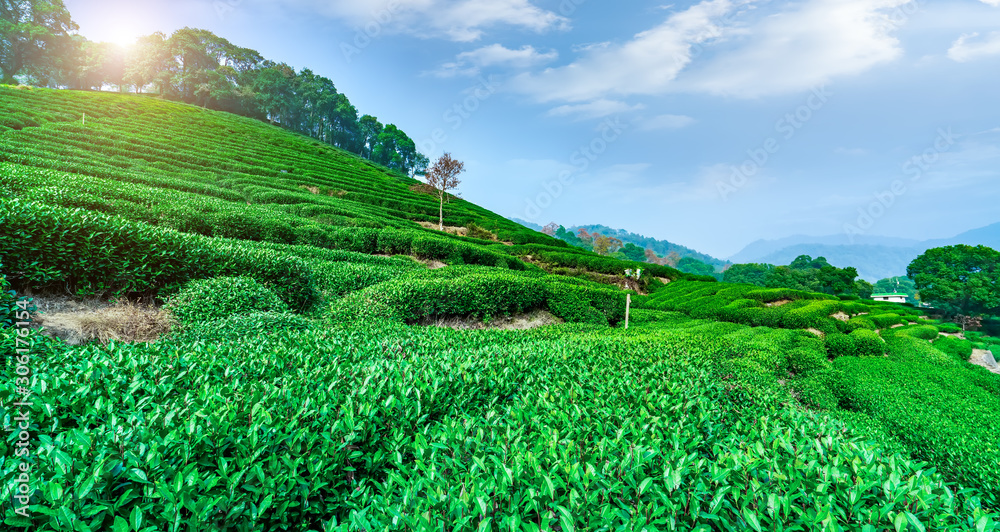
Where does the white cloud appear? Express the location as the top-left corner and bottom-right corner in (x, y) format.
(638, 114), (697, 131)
(275, 0), (567, 42)
(947, 32), (1000, 62)
(431, 44), (557, 77)
(511, 0), (742, 102)
(980, 0), (1000, 6)
(512, 0), (913, 104)
(546, 99), (645, 120)
(680, 0), (912, 97)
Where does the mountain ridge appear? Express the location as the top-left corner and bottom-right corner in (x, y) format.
(731, 222), (1000, 281)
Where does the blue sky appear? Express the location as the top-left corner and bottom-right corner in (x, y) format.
(66, 0), (1000, 258)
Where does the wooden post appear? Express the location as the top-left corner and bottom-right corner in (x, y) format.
(625, 293), (631, 330)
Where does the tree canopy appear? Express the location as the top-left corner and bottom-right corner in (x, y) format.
(3, 5), (428, 175)
(724, 255), (870, 297)
(907, 245), (1000, 316)
(0, 0), (77, 83)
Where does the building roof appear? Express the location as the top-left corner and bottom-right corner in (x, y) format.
(871, 293), (906, 298)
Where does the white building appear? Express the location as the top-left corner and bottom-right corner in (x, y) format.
(871, 293), (908, 304)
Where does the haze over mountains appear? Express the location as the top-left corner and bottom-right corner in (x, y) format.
(514, 217), (1000, 282)
(730, 222), (1000, 281)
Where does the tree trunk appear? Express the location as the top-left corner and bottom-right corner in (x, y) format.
(438, 191), (444, 231)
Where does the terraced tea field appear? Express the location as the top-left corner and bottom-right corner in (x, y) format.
(1, 86), (998, 531)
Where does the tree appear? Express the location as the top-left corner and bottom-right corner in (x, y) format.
(592, 235), (623, 256)
(854, 279), (874, 299)
(0, 0), (77, 84)
(425, 153), (464, 231)
(358, 114), (383, 159)
(723, 263), (774, 286)
(620, 243), (646, 262)
(541, 222), (558, 236)
(124, 32), (172, 93)
(678, 257), (714, 277)
(907, 245), (1000, 316)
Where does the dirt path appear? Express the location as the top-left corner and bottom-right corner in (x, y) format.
(969, 349), (1000, 375)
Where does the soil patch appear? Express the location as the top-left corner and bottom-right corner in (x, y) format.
(830, 312), (850, 322)
(806, 328), (826, 338)
(765, 299), (792, 308)
(418, 259), (448, 270)
(418, 310), (563, 331)
(417, 221), (468, 237)
(32, 299), (174, 345)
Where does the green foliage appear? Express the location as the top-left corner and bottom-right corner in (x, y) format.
(170, 311), (314, 342)
(826, 329), (885, 358)
(725, 255), (869, 297)
(2, 323), (994, 530)
(894, 324), (941, 340)
(165, 276), (288, 325)
(908, 245), (1000, 316)
(835, 335), (1000, 508)
(4, 85), (1000, 530)
(932, 336), (974, 363)
(328, 269), (625, 327)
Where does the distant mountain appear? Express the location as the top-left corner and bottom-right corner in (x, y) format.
(507, 219), (728, 268)
(754, 244), (926, 282)
(729, 234), (921, 264)
(573, 225), (728, 268)
(509, 218), (544, 232)
(924, 222), (1000, 250)
(731, 222), (1000, 282)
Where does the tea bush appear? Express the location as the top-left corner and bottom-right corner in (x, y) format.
(165, 277), (288, 325)
(826, 329), (885, 358)
(894, 325), (941, 340)
(933, 336), (974, 363)
(2, 323), (994, 530)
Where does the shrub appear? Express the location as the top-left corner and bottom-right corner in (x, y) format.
(897, 325), (940, 340)
(869, 313), (902, 329)
(466, 222), (495, 241)
(170, 311), (313, 342)
(846, 316), (877, 331)
(546, 283), (608, 326)
(792, 374), (838, 410)
(788, 346), (829, 374)
(826, 331), (884, 358)
(166, 276), (288, 325)
(936, 322), (964, 334)
(850, 329), (885, 357)
(932, 336), (973, 363)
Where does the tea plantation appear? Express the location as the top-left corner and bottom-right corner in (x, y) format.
(1, 86), (998, 531)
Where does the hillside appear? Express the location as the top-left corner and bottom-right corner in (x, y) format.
(732, 223), (1000, 281)
(510, 218), (727, 268)
(2, 86), (999, 530)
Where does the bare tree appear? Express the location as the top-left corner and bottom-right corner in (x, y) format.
(425, 153), (465, 231)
